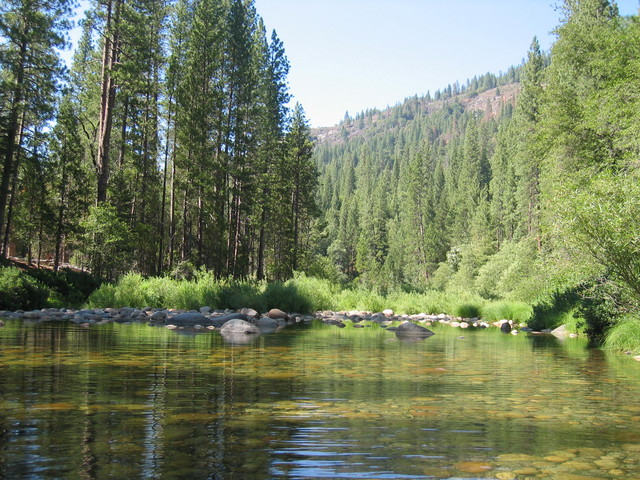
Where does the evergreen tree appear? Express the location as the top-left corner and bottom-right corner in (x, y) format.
(0, 0), (73, 258)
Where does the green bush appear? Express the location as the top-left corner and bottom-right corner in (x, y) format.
(574, 278), (623, 340)
(528, 288), (581, 331)
(0, 267), (50, 310)
(25, 267), (101, 307)
(86, 283), (117, 308)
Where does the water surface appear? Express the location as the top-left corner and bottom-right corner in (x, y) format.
(0, 319), (638, 479)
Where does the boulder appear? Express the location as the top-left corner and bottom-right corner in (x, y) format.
(324, 318), (346, 328)
(168, 312), (209, 326)
(500, 321), (512, 333)
(240, 307), (260, 319)
(551, 324), (568, 337)
(219, 318), (261, 335)
(267, 308), (289, 321)
(210, 312), (251, 328)
(395, 322), (435, 338)
(257, 316), (280, 332)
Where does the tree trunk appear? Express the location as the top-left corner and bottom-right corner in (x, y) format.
(95, 0), (122, 204)
(1, 110), (26, 259)
(0, 38), (28, 259)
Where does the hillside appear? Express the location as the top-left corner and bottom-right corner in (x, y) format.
(312, 82), (520, 145)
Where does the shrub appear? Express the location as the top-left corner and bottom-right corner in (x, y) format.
(86, 283), (117, 308)
(528, 288), (581, 331)
(0, 267), (50, 310)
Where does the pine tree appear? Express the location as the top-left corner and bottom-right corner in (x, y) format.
(0, 0), (73, 258)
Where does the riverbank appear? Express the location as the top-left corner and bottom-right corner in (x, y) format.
(0, 305), (572, 339)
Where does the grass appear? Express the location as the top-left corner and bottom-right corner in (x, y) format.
(603, 314), (640, 354)
(454, 303), (483, 319)
(86, 272), (493, 317)
(481, 301), (533, 324)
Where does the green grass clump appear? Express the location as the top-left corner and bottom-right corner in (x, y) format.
(481, 301), (532, 324)
(335, 287), (387, 313)
(385, 291), (450, 315)
(454, 302), (483, 319)
(284, 274), (338, 312)
(603, 315), (640, 354)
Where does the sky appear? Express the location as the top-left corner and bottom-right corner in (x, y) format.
(253, 0), (640, 127)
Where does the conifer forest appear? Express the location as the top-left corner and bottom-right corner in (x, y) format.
(1, 0), (640, 347)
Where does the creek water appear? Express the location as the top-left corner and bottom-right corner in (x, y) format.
(0, 318), (638, 479)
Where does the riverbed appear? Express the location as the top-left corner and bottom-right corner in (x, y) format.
(0, 318), (638, 479)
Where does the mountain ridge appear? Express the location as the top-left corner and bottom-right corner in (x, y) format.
(311, 82), (520, 145)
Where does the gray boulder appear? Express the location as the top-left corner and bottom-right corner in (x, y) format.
(257, 316), (280, 331)
(220, 318), (261, 335)
(395, 322), (435, 338)
(239, 307), (260, 318)
(211, 312), (251, 328)
(169, 312), (209, 326)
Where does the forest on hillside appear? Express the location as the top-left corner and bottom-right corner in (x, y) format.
(313, 0), (640, 342)
(1, 0), (639, 348)
(0, 0), (317, 281)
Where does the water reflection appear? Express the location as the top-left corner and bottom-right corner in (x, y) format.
(0, 319), (639, 479)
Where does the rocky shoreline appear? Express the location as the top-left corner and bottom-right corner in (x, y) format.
(0, 305), (574, 339)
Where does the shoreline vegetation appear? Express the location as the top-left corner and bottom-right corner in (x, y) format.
(1, 262), (639, 356)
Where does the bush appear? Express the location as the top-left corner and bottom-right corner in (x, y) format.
(86, 283), (117, 308)
(528, 288), (581, 331)
(0, 267), (50, 310)
(25, 267), (101, 307)
(574, 278), (623, 340)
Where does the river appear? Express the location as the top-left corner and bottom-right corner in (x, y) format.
(0, 318), (638, 479)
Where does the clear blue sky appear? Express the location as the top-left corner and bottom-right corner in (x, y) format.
(254, 0), (640, 127)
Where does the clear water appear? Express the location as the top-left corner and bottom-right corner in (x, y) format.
(0, 319), (639, 479)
